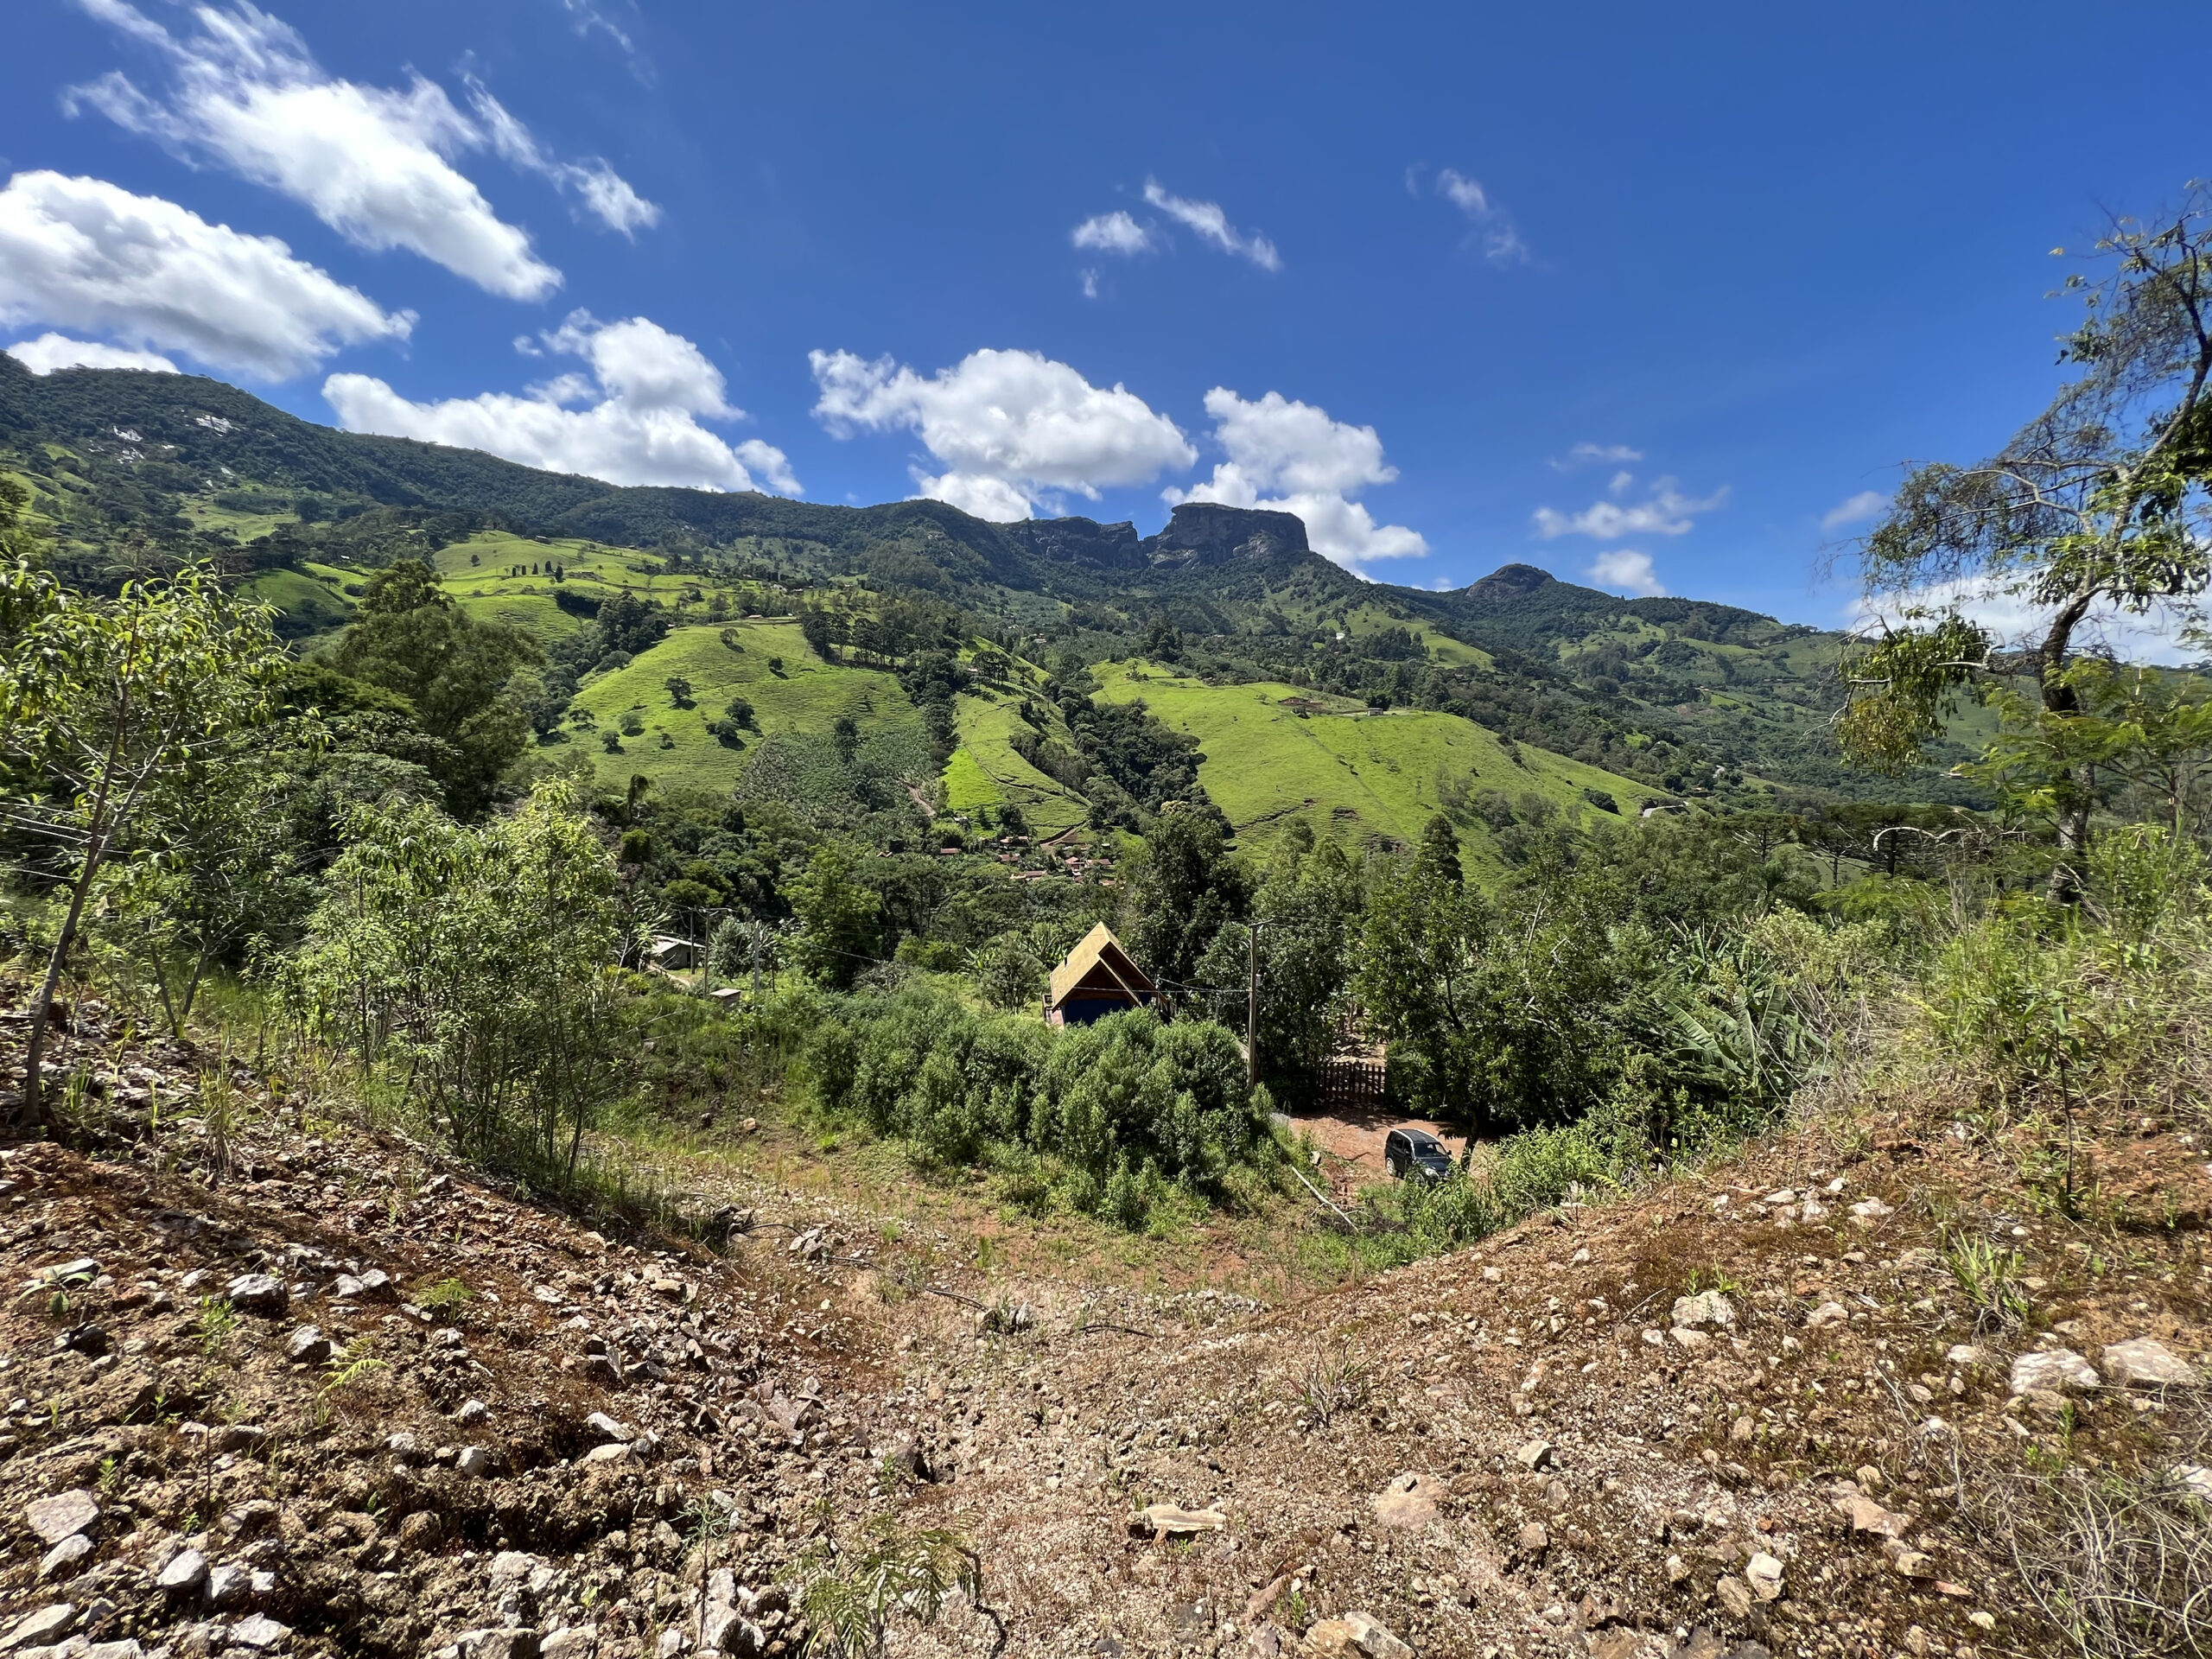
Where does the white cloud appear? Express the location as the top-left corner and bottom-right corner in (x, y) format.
(1607, 469), (1634, 496)
(1072, 211), (1151, 256)
(67, 3), (651, 295)
(1821, 489), (1889, 532)
(1554, 442), (1643, 468)
(7, 332), (178, 374)
(1586, 550), (1667, 598)
(1141, 179), (1280, 271)
(1534, 477), (1727, 540)
(1433, 167), (1530, 266)
(809, 346), (1195, 521)
(1079, 269), (1099, 300)
(463, 78), (659, 236)
(0, 170), (410, 378)
(1167, 387), (1427, 572)
(326, 311), (798, 494)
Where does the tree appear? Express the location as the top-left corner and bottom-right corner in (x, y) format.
(833, 715), (861, 765)
(664, 676), (695, 708)
(1246, 830), (1364, 1102)
(1123, 806), (1251, 992)
(332, 560), (539, 817)
(290, 781), (628, 1173)
(0, 549), (283, 1125)
(725, 696), (756, 730)
(1840, 187), (2212, 889)
(789, 841), (882, 989)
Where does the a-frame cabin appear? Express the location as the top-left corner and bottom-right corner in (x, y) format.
(1043, 923), (1158, 1027)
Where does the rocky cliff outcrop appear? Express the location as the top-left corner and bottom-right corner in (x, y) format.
(1141, 503), (1310, 569)
(1001, 516), (1146, 570)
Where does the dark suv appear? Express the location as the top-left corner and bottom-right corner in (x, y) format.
(1383, 1128), (1454, 1181)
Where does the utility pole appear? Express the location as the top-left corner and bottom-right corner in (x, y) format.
(1246, 921), (1261, 1086)
(751, 918), (764, 1001)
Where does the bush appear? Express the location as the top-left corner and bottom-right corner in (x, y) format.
(795, 989), (1274, 1228)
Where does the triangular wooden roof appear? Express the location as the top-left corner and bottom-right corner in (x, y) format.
(1047, 922), (1156, 1008)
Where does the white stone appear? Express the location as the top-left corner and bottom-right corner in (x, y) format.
(156, 1548), (208, 1593)
(586, 1411), (633, 1441)
(2011, 1350), (2099, 1395)
(1947, 1344), (1991, 1369)
(1671, 1290), (1735, 1330)
(230, 1613), (291, 1649)
(1746, 1551), (1785, 1600)
(205, 1563), (250, 1606)
(1, 1605), (73, 1650)
(456, 1446), (492, 1478)
(1850, 1198), (1893, 1221)
(37, 1535), (92, 1580)
(24, 1491), (99, 1546)
(2101, 1338), (2203, 1390)
(1805, 1302), (1848, 1328)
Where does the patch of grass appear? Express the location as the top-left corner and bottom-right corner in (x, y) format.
(569, 621), (926, 794)
(194, 1296), (238, 1356)
(1089, 658), (1656, 868)
(1944, 1233), (2032, 1333)
(413, 1276), (473, 1312)
(1290, 1339), (1372, 1428)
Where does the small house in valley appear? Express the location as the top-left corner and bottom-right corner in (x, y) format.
(1044, 924), (1157, 1027)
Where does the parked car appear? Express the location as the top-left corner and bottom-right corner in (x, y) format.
(1383, 1128), (1454, 1181)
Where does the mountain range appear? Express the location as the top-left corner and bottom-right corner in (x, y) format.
(0, 353), (1986, 811)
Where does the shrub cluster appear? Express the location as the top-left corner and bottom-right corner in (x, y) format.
(793, 989), (1276, 1228)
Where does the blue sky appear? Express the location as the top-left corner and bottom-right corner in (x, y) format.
(3, 1), (2208, 628)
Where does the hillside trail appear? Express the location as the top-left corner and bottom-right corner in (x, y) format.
(2, 995), (2208, 1659)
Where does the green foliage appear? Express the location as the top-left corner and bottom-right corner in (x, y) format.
(798, 990), (1274, 1229)
(0, 547), (285, 1117)
(789, 842), (884, 990)
(1122, 807), (1250, 989)
(796, 1470), (985, 1659)
(331, 560), (539, 817)
(287, 779), (632, 1173)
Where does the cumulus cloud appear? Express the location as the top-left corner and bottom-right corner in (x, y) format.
(1167, 388), (1427, 572)
(0, 170), (409, 378)
(1821, 489), (1890, 532)
(1534, 477), (1727, 540)
(7, 332), (178, 374)
(1141, 180), (1280, 271)
(68, 3), (658, 295)
(1071, 211), (1151, 256)
(809, 346), (1195, 521)
(326, 311), (798, 494)
(1430, 166), (1530, 266)
(1586, 550), (1667, 598)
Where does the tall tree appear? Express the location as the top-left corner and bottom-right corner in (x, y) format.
(1840, 187), (2212, 889)
(1123, 805), (1251, 992)
(332, 560), (539, 817)
(0, 536), (283, 1126)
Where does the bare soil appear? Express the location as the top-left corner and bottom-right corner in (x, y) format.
(2, 995), (2208, 1659)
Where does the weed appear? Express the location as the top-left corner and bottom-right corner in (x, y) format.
(194, 1297), (239, 1356)
(796, 1465), (990, 1659)
(1291, 1341), (1371, 1428)
(97, 1456), (121, 1495)
(1688, 1263), (1745, 1298)
(1945, 1234), (2032, 1333)
(414, 1276), (473, 1313)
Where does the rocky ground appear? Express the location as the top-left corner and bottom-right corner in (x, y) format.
(2, 996), (2208, 1659)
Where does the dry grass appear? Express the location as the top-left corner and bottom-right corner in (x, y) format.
(1959, 1397), (2212, 1659)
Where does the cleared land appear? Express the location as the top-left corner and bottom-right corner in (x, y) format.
(1090, 659), (1659, 867)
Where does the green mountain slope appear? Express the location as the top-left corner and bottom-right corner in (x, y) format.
(0, 356), (1982, 814)
(1090, 662), (1658, 873)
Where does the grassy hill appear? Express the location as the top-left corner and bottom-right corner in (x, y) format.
(1091, 660), (1659, 872)
(0, 355), (1999, 814)
(565, 620), (927, 797)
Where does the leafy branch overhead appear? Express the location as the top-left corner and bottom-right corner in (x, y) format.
(1841, 183), (2212, 871)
